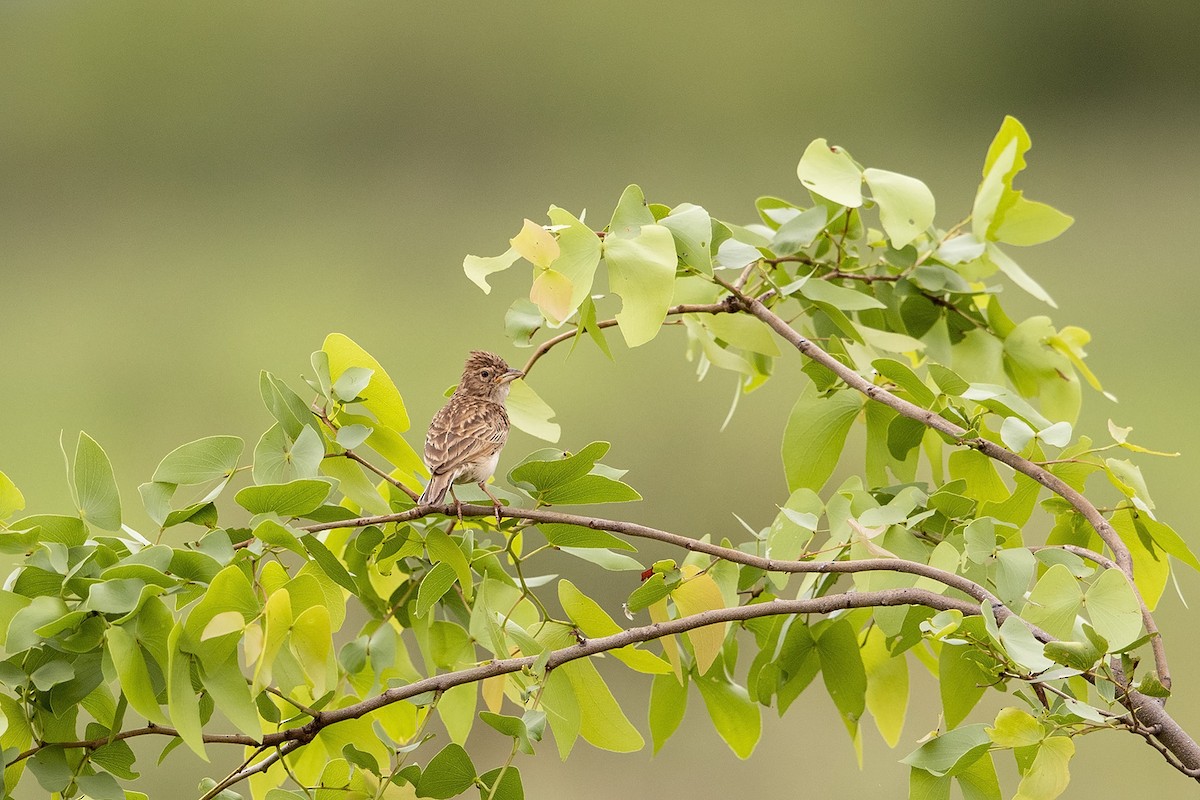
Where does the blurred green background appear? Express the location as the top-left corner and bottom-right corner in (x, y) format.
(3, 1), (1200, 797)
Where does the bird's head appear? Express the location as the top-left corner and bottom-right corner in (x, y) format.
(457, 350), (523, 401)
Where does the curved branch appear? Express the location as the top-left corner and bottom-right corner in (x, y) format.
(732, 289), (1172, 687)
(300, 503), (1007, 610)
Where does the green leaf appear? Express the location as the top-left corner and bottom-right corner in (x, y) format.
(873, 358), (936, 407)
(998, 615), (1055, 673)
(781, 387), (862, 492)
(200, 653), (259, 736)
(561, 546), (644, 572)
(604, 222), (677, 348)
(234, 479), (333, 516)
(986, 707), (1045, 748)
(993, 197), (1073, 247)
(608, 182), (655, 235)
(862, 626), (908, 747)
(300, 534), (359, 595)
(479, 712), (534, 755)
(910, 767), (951, 800)
(818, 620), (868, 749)
(800, 278), (886, 310)
(649, 672), (688, 753)
(1083, 569), (1142, 650)
(537, 522), (635, 551)
(477, 766), (523, 800)
(864, 168), (936, 248)
(547, 206), (603, 317)
(1013, 737), (1073, 800)
(323, 332), (410, 431)
(770, 205), (830, 254)
(72, 432), (122, 531)
(797, 138), (863, 207)
(166, 624), (206, 758)
(505, 379), (561, 443)
(464, 247), (521, 293)
(695, 673), (760, 759)
(416, 743), (476, 799)
(152, 436), (244, 485)
(561, 657), (644, 752)
(939, 644), (987, 729)
(956, 752), (1003, 800)
(661, 202), (713, 273)
(987, 244), (1057, 308)
(700, 314), (780, 357)
(540, 474), (641, 505)
(106, 625), (167, 724)
(1021, 564), (1082, 641)
(416, 562), (459, 617)
(509, 442), (609, 491)
(332, 366), (374, 402)
(901, 724), (991, 777)
(0, 470), (25, 521)
(253, 424), (325, 485)
(426, 528), (473, 600)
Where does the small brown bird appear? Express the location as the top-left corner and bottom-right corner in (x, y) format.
(419, 351), (524, 520)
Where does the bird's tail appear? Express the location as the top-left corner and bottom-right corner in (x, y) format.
(419, 471), (453, 506)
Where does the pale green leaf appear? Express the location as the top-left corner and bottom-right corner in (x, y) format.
(987, 707), (1045, 748)
(862, 626), (908, 747)
(901, 724), (990, 777)
(781, 387), (862, 492)
(1013, 737), (1073, 800)
(561, 658), (644, 752)
(73, 432), (122, 531)
(153, 436), (244, 485)
(234, 479), (332, 516)
(695, 673), (760, 759)
(864, 168), (936, 248)
(649, 672), (688, 753)
(0, 470), (25, 521)
(416, 562), (459, 617)
(660, 202), (713, 273)
(464, 247), (520, 294)
(1084, 569), (1142, 650)
(506, 379), (561, 443)
(797, 138), (863, 207)
(547, 206), (602, 315)
(993, 197), (1073, 247)
(604, 224), (677, 348)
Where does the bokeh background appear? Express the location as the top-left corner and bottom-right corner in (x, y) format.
(3, 2), (1199, 797)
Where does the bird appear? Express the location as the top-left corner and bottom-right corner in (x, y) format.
(419, 350), (524, 521)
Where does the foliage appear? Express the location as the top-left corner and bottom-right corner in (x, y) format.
(1, 116), (1197, 800)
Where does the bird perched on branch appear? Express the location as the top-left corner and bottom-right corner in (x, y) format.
(419, 350), (523, 521)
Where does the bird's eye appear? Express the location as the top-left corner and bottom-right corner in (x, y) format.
(481, 369), (491, 379)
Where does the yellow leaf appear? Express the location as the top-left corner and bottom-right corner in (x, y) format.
(510, 218), (560, 269)
(649, 598), (681, 681)
(483, 674), (506, 714)
(672, 567), (727, 675)
(530, 267), (575, 323)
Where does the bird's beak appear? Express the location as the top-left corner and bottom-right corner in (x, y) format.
(497, 368), (524, 385)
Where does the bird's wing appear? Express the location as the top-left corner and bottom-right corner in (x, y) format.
(424, 396), (509, 476)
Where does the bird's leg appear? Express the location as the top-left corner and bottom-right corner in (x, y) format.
(478, 481), (505, 525)
(449, 485), (464, 525)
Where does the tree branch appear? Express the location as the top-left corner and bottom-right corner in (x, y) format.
(729, 287), (1172, 687)
(521, 302), (733, 376)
